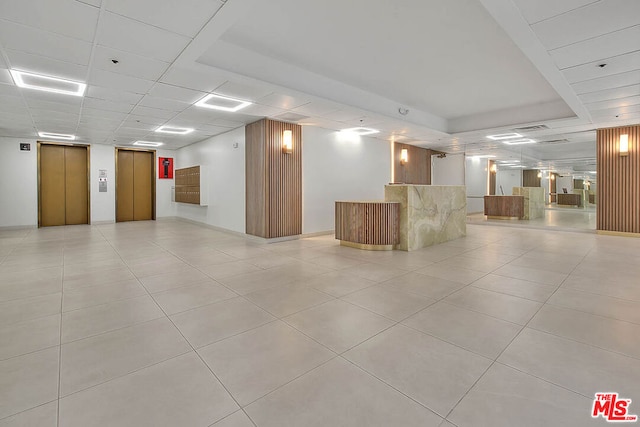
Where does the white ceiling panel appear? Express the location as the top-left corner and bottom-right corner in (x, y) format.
(80, 108), (127, 121)
(572, 70), (640, 94)
(322, 109), (367, 122)
(106, 0), (223, 38)
(0, 0), (99, 42)
(5, 49), (88, 81)
(137, 96), (190, 112)
(578, 85), (640, 104)
(21, 90), (83, 106)
(82, 98), (134, 113)
(239, 103), (285, 118)
(0, 83), (23, 97)
(213, 81), (273, 102)
(590, 103), (640, 119)
(98, 12), (191, 63)
(159, 66), (227, 92)
(209, 117), (249, 128)
(291, 100), (341, 117)
(122, 114), (167, 126)
(512, 0), (600, 25)
(146, 83), (205, 103)
(130, 105), (177, 120)
(24, 98), (81, 114)
(88, 68), (155, 94)
(0, 20), (93, 65)
(550, 25), (640, 69)
(86, 86), (144, 105)
(92, 46), (170, 81)
(585, 95), (640, 111)
(172, 106), (226, 122)
(531, 0), (640, 50)
(77, 0), (102, 7)
(0, 69), (11, 85)
(78, 118), (122, 130)
(563, 51), (640, 83)
(256, 93), (310, 110)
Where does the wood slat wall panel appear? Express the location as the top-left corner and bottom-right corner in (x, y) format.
(523, 170), (541, 187)
(597, 125), (640, 233)
(335, 202), (400, 245)
(393, 144), (442, 184)
(246, 120), (267, 237)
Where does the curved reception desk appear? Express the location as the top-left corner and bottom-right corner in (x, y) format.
(335, 201), (400, 250)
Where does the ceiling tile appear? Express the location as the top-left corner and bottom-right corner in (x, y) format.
(24, 98), (81, 114)
(0, 82), (23, 97)
(82, 98), (134, 113)
(240, 103), (286, 117)
(79, 118), (122, 131)
(563, 51), (640, 83)
(0, 20), (93, 65)
(213, 81), (273, 101)
(0, 0), (99, 42)
(86, 86), (145, 105)
(159, 66), (227, 92)
(123, 114), (167, 126)
(146, 83), (205, 103)
(173, 106), (226, 122)
(21, 90), (83, 106)
(532, 0), (640, 50)
(590, 103), (640, 119)
(256, 92), (311, 109)
(550, 25), (640, 69)
(77, 0), (102, 7)
(585, 95), (640, 111)
(81, 108), (128, 121)
(92, 46), (170, 81)
(322, 109), (367, 122)
(106, 0), (223, 37)
(88, 68), (155, 94)
(291, 101), (341, 117)
(579, 85), (640, 104)
(137, 95), (191, 112)
(130, 105), (177, 120)
(0, 69), (11, 85)
(572, 70), (640, 94)
(97, 12), (191, 63)
(5, 49), (88, 81)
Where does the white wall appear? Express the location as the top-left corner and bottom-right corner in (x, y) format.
(556, 176), (573, 194)
(496, 168), (522, 195)
(155, 148), (176, 219)
(465, 156), (489, 213)
(175, 127), (245, 233)
(0, 137), (38, 227)
(432, 153), (465, 185)
(302, 126), (391, 234)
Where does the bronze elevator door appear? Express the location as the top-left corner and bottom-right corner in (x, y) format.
(40, 144), (89, 227)
(116, 150), (154, 222)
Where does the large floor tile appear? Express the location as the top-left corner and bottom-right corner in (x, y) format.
(403, 302), (522, 359)
(0, 278), (62, 303)
(342, 285), (435, 321)
(152, 280), (237, 315)
(548, 288), (640, 324)
(416, 265), (487, 285)
(62, 279), (147, 312)
(529, 305), (640, 359)
(199, 321), (335, 405)
(472, 273), (557, 302)
(210, 410), (255, 427)
(448, 363), (601, 427)
(244, 283), (333, 317)
(218, 267), (298, 295)
(0, 314), (60, 360)
(0, 293), (61, 325)
(344, 325), (492, 416)
(499, 328), (640, 399)
(245, 357), (442, 427)
(561, 273), (640, 302)
(444, 287), (542, 325)
(381, 272), (466, 300)
(304, 271), (376, 297)
(0, 401), (58, 427)
(341, 263), (409, 282)
(493, 264), (568, 286)
(171, 297), (275, 348)
(60, 317), (191, 396)
(435, 255), (507, 274)
(200, 261), (264, 281)
(61, 295), (164, 343)
(138, 268), (210, 293)
(0, 348), (59, 419)
(59, 353), (238, 427)
(284, 300), (394, 353)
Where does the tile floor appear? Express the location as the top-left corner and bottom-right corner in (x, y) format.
(1, 219), (639, 426)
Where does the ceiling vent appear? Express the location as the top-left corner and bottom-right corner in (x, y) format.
(540, 139), (570, 144)
(273, 112), (310, 123)
(513, 124), (549, 132)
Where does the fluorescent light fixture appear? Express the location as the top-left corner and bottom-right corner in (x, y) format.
(400, 148), (408, 164)
(470, 155), (496, 159)
(487, 132), (522, 140)
(11, 69), (86, 96)
(194, 93), (252, 112)
(282, 129), (293, 153)
(155, 126), (194, 135)
(341, 127), (380, 136)
(501, 163), (517, 166)
(133, 141), (163, 147)
(38, 132), (75, 140)
(502, 139), (536, 145)
(620, 134), (629, 156)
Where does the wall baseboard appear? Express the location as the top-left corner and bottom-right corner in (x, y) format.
(597, 230), (640, 238)
(91, 220), (116, 225)
(0, 225), (37, 231)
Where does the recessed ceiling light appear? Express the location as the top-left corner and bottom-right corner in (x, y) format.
(487, 133), (522, 140)
(38, 132), (75, 140)
(155, 126), (194, 135)
(194, 93), (252, 112)
(341, 127), (380, 136)
(133, 141), (163, 147)
(11, 70), (86, 96)
(502, 139), (536, 145)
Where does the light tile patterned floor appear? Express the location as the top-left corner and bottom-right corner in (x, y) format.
(1, 219), (639, 426)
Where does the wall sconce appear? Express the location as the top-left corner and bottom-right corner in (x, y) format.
(400, 148), (408, 165)
(537, 171), (542, 178)
(620, 134), (629, 156)
(550, 174), (555, 180)
(282, 129), (293, 154)
(490, 164), (497, 173)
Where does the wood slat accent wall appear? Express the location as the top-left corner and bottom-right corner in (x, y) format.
(393, 144), (442, 184)
(335, 202), (400, 245)
(489, 160), (496, 195)
(246, 119), (302, 238)
(483, 196), (524, 218)
(597, 125), (640, 233)
(523, 169), (541, 187)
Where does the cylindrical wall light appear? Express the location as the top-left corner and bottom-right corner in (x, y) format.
(282, 129), (293, 153)
(490, 164), (497, 173)
(620, 134), (629, 156)
(400, 148), (408, 164)
(537, 171), (542, 178)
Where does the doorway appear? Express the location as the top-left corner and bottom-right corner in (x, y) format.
(115, 148), (155, 222)
(38, 143), (90, 227)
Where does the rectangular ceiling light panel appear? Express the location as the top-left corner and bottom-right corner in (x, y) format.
(38, 132), (75, 140)
(501, 139), (537, 145)
(133, 141), (163, 147)
(341, 127), (380, 136)
(11, 70), (86, 96)
(195, 94), (252, 112)
(155, 126), (194, 134)
(487, 133), (522, 140)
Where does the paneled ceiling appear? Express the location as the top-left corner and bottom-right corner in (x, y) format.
(0, 0), (638, 175)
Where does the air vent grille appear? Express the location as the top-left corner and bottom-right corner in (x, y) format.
(513, 124), (549, 131)
(273, 112), (310, 123)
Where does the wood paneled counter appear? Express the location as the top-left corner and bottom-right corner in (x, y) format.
(557, 193), (582, 207)
(335, 201), (400, 250)
(484, 195), (524, 219)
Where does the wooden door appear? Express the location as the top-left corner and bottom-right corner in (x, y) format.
(116, 149), (154, 222)
(39, 144), (89, 227)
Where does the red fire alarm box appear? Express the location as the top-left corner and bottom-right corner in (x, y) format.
(158, 157), (174, 179)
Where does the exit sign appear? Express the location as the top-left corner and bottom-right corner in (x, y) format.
(20, 143), (30, 151)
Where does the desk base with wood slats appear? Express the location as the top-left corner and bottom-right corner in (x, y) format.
(335, 201), (400, 251)
(484, 195), (524, 219)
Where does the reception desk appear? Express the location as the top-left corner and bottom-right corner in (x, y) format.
(335, 201), (400, 250)
(484, 195), (524, 219)
(557, 193), (582, 207)
(512, 187), (544, 219)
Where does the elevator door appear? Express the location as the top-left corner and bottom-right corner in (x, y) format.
(116, 149), (154, 222)
(40, 144), (89, 227)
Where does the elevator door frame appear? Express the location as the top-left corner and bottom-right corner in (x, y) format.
(114, 147), (156, 222)
(37, 141), (91, 228)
